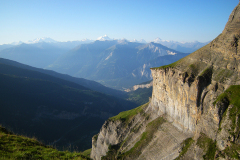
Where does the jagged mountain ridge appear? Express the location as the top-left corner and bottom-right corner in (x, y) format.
(153, 37), (209, 53)
(47, 40), (188, 89)
(91, 2), (240, 160)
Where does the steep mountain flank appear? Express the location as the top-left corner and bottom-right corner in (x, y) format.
(90, 3), (240, 160)
(0, 61), (137, 151)
(0, 58), (127, 98)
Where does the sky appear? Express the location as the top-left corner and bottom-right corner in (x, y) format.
(0, 0), (239, 45)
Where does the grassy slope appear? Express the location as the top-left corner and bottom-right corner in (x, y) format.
(0, 126), (90, 160)
(109, 102), (149, 124)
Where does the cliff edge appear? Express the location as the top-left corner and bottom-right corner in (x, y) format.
(91, 3), (240, 160)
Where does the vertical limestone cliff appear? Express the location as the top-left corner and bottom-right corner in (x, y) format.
(91, 3), (240, 160)
(151, 67), (201, 133)
(150, 65), (220, 137)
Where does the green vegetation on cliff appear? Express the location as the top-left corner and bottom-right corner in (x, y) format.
(102, 116), (165, 160)
(214, 68), (234, 83)
(82, 149), (92, 158)
(174, 138), (194, 160)
(0, 126), (90, 160)
(119, 117), (165, 159)
(213, 85), (240, 159)
(151, 60), (179, 70)
(223, 143), (240, 159)
(214, 85), (240, 108)
(197, 133), (217, 160)
(214, 85), (240, 132)
(109, 102), (149, 123)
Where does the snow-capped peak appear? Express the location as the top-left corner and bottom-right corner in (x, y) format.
(117, 38), (129, 44)
(97, 35), (112, 41)
(81, 38), (91, 42)
(130, 39), (147, 43)
(152, 37), (162, 43)
(152, 38), (175, 43)
(26, 37), (58, 44)
(139, 39), (147, 43)
(131, 39), (138, 42)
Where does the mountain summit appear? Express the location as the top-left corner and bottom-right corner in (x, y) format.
(152, 37), (208, 53)
(26, 37), (57, 44)
(209, 2), (240, 58)
(173, 2), (240, 75)
(97, 35), (112, 41)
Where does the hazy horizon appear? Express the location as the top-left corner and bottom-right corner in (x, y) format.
(0, 0), (239, 45)
(0, 35), (212, 46)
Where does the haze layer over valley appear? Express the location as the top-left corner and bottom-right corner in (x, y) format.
(0, 36), (206, 90)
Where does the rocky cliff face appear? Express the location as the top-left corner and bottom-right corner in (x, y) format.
(151, 68), (201, 133)
(91, 3), (240, 160)
(91, 103), (193, 160)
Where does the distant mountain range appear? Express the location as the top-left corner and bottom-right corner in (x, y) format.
(152, 37), (210, 53)
(47, 40), (189, 89)
(0, 37), (200, 89)
(0, 37), (94, 52)
(3, 36), (208, 53)
(8, 37), (94, 46)
(0, 42), (68, 68)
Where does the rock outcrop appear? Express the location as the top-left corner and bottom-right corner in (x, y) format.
(91, 3), (240, 160)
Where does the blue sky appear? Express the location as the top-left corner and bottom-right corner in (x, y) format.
(0, 0), (239, 45)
